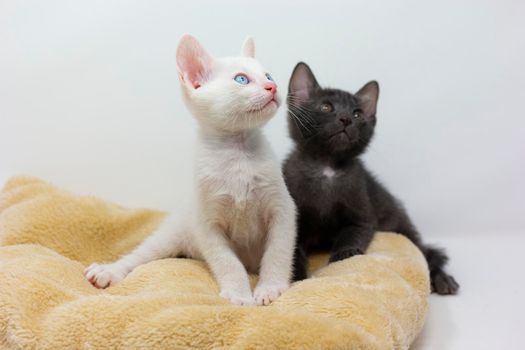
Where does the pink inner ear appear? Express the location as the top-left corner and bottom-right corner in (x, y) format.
(184, 58), (206, 88)
(179, 55), (208, 89)
(176, 36), (213, 89)
(178, 69), (201, 89)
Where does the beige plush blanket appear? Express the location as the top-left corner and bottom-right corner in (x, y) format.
(0, 176), (429, 349)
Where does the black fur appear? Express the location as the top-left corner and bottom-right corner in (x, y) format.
(283, 62), (459, 295)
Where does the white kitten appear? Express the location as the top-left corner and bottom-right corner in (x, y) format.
(85, 35), (297, 306)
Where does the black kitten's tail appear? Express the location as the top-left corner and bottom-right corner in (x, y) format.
(423, 246), (460, 295)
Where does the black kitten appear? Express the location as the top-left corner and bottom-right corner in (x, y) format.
(283, 62), (459, 295)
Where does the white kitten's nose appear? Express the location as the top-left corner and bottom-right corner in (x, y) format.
(264, 82), (277, 95)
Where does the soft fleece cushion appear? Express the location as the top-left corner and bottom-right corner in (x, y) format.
(0, 176), (429, 349)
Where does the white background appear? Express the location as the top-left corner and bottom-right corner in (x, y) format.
(1, 1), (524, 349)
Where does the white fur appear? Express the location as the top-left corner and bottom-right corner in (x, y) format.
(85, 35), (297, 306)
(322, 166), (336, 178)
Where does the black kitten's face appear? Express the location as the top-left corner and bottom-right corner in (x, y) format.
(287, 62), (379, 159)
(298, 88), (375, 155)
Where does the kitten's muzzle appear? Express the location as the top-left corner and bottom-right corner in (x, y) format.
(249, 96), (278, 113)
(329, 128), (349, 139)
(339, 116), (351, 126)
(264, 82), (277, 95)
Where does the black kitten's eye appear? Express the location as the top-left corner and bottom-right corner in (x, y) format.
(353, 109), (363, 118)
(320, 102), (333, 113)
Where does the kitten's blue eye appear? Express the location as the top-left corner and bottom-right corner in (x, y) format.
(234, 74), (249, 85)
(265, 73), (273, 81)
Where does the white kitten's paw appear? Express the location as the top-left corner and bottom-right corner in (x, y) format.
(84, 263), (127, 289)
(254, 283), (289, 306)
(219, 289), (255, 306)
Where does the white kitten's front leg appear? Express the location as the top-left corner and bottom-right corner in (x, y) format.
(84, 213), (185, 288)
(255, 197), (297, 306)
(197, 224), (255, 306)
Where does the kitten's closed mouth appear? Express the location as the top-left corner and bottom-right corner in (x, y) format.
(249, 98), (277, 113)
(330, 130), (350, 139)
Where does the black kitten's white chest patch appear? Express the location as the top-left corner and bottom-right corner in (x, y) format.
(322, 166), (336, 179)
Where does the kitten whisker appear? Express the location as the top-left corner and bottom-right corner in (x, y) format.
(288, 109), (317, 139)
(288, 109), (311, 132)
(286, 96), (317, 126)
(288, 104), (317, 128)
(288, 110), (306, 139)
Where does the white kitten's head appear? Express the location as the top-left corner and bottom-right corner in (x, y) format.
(176, 35), (281, 132)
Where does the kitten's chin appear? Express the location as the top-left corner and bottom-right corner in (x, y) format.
(328, 132), (355, 152)
(242, 100), (279, 126)
(248, 99), (279, 114)
(330, 131), (351, 143)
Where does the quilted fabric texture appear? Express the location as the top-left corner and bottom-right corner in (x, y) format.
(0, 176), (429, 349)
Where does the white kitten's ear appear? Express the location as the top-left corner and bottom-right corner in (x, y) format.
(241, 36), (255, 58)
(288, 62), (320, 101)
(355, 81), (379, 118)
(176, 34), (214, 89)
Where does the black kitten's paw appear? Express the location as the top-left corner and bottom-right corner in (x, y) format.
(292, 246), (308, 282)
(329, 247), (364, 263)
(431, 270), (460, 295)
(292, 261), (308, 282)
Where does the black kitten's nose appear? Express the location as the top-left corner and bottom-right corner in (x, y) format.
(339, 117), (351, 126)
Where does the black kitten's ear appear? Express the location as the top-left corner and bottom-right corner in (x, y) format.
(355, 81), (379, 117)
(288, 62), (320, 102)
